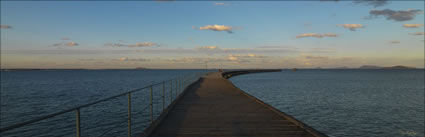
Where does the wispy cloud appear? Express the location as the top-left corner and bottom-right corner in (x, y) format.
(105, 41), (159, 47)
(297, 55), (330, 66)
(304, 22), (312, 30)
(214, 2), (230, 6)
(409, 32), (425, 36)
(304, 55), (329, 60)
(53, 42), (79, 47)
(337, 24), (364, 31)
(319, 0), (340, 2)
(389, 40), (400, 44)
(167, 57), (228, 63)
(0, 25), (12, 29)
(118, 57), (150, 62)
(403, 24), (424, 28)
(167, 54), (267, 64)
(61, 37), (70, 40)
(197, 25), (233, 33)
(296, 33), (339, 38)
(227, 56), (239, 61)
(366, 9), (423, 22)
(193, 46), (297, 56)
(353, 0), (388, 7)
(309, 48), (336, 53)
(196, 46), (220, 50)
(221, 48), (298, 54)
(52, 38), (79, 47)
(225, 54), (268, 63)
(6, 47), (298, 57)
(3, 49), (135, 55)
(229, 54), (266, 58)
(257, 46), (294, 49)
(154, 0), (174, 2)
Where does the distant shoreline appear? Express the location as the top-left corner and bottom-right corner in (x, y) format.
(1, 68), (423, 71)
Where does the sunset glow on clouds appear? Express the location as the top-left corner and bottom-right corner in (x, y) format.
(1, 1), (424, 69)
(338, 24), (364, 31)
(403, 24), (424, 28)
(198, 25), (233, 33)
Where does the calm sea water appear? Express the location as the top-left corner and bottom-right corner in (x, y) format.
(0, 69), (207, 137)
(230, 69), (425, 137)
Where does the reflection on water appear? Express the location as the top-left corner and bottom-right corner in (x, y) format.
(0, 69), (207, 136)
(230, 69), (424, 137)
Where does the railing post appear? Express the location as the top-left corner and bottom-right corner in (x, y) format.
(178, 77), (180, 95)
(75, 109), (81, 137)
(170, 80), (172, 104)
(179, 77), (181, 94)
(128, 93), (131, 137)
(184, 76), (186, 88)
(162, 82), (165, 111)
(149, 86), (153, 124)
(175, 79), (177, 99)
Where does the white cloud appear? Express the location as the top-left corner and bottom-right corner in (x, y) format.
(296, 33), (339, 38)
(198, 25), (233, 33)
(403, 24), (424, 28)
(337, 24), (364, 31)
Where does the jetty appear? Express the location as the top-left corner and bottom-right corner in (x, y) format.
(0, 69), (327, 137)
(141, 70), (327, 137)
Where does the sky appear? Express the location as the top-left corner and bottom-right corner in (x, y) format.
(1, 1), (424, 69)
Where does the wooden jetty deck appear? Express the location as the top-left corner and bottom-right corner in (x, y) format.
(141, 70), (328, 137)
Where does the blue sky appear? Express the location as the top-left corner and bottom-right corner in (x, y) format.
(1, 1), (424, 69)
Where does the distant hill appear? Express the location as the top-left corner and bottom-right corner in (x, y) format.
(333, 66), (351, 69)
(135, 67), (148, 70)
(382, 66), (416, 69)
(359, 65), (416, 69)
(1, 68), (150, 71)
(359, 65), (382, 69)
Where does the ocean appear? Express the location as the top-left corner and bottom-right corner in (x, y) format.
(1, 69), (424, 137)
(230, 69), (425, 137)
(1, 69), (208, 137)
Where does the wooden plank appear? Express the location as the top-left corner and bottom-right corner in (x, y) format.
(142, 72), (327, 137)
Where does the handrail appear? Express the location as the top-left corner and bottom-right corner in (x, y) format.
(0, 71), (208, 136)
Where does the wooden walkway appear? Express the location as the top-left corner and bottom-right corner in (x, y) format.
(143, 72), (327, 137)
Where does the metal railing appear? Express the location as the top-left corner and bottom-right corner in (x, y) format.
(0, 71), (208, 137)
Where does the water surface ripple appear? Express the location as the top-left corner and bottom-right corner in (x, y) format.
(230, 69), (424, 137)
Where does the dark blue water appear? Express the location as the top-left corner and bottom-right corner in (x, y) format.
(230, 69), (425, 137)
(0, 69), (207, 137)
